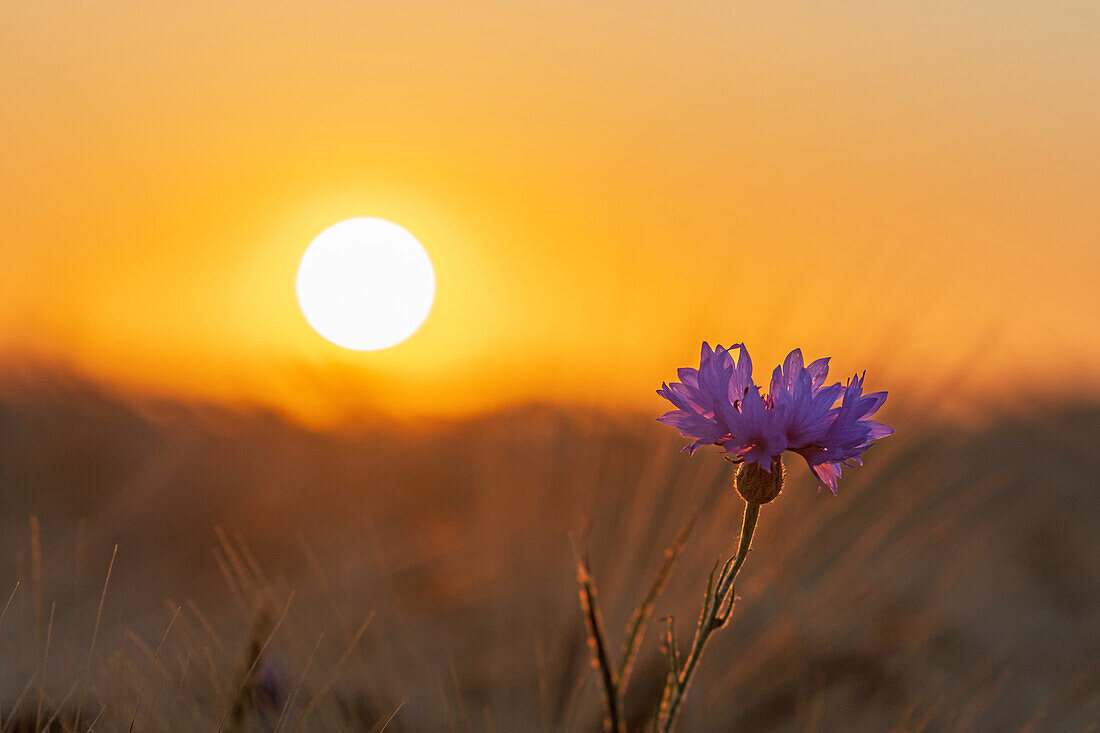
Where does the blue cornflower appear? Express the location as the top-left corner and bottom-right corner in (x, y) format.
(658, 342), (892, 494)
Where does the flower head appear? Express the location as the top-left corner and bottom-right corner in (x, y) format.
(658, 342), (892, 494)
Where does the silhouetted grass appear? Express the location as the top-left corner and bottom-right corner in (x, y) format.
(0, 379), (1097, 730)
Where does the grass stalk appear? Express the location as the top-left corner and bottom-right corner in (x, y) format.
(74, 544), (117, 731)
(575, 549), (622, 733)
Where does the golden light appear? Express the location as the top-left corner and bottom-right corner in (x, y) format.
(295, 218), (435, 351)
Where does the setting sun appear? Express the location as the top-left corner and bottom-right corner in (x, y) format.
(295, 217), (435, 351)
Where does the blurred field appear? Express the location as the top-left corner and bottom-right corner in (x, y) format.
(0, 373), (1097, 731)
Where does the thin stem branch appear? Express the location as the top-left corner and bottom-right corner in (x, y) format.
(714, 502), (759, 614)
(659, 501), (760, 733)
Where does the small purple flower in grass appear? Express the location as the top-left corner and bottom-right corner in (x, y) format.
(657, 342), (892, 494)
(631, 342), (895, 733)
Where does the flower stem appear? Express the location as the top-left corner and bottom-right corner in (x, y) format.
(659, 501), (760, 732)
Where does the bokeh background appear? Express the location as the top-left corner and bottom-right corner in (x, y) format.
(1, 1), (1097, 730)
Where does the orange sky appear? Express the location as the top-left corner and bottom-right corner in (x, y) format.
(2, 1), (1098, 424)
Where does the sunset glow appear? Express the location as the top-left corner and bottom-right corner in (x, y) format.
(2, 1), (1098, 424)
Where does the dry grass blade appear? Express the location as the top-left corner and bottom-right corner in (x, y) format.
(213, 546), (251, 619)
(215, 526), (258, 603)
(233, 531), (275, 594)
(272, 632), (324, 733)
(0, 581), (19, 630)
(29, 516), (41, 648)
(186, 598), (227, 655)
(574, 546), (623, 733)
(84, 704), (106, 732)
(40, 679), (80, 732)
(74, 544), (117, 731)
(2, 672), (38, 733)
(35, 602), (56, 730)
(617, 519), (693, 690)
(217, 593), (295, 733)
(661, 617), (680, 682)
(370, 700), (405, 733)
(129, 605), (182, 732)
(289, 612), (374, 733)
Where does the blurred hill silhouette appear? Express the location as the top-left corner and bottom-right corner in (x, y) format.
(0, 371), (1097, 730)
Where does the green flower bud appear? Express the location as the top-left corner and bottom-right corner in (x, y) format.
(736, 457), (785, 505)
